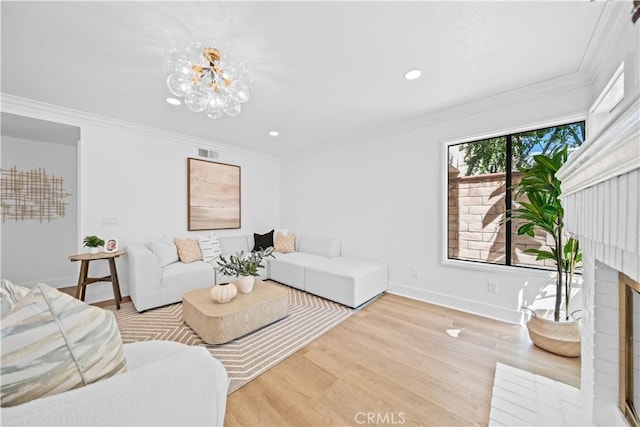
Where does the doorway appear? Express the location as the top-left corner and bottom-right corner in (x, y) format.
(1, 113), (80, 287)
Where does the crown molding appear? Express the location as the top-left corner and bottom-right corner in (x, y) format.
(0, 94), (278, 161)
(579, 1), (634, 81)
(397, 72), (592, 134)
(557, 96), (640, 197)
(351, 72), (591, 143)
(281, 71), (592, 161)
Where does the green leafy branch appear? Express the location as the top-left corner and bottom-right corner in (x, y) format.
(216, 247), (275, 277)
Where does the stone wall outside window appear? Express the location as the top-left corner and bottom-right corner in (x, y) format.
(448, 169), (555, 268)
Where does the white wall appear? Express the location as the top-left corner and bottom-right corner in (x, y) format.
(78, 122), (280, 302)
(1, 136), (78, 286)
(281, 83), (591, 324)
(1, 98), (280, 304)
(79, 123), (279, 246)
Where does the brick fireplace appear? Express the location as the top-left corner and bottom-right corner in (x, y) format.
(557, 98), (639, 426)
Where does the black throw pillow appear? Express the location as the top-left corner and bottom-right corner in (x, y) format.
(253, 230), (275, 251)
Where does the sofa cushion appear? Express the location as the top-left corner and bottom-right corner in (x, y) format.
(197, 233), (222, 263)
(161, 261), (213, 289)
(274, 231), (296, 253)
(297, 235), (341, 258)
(218, 236), (251, 257)
(174, 238), (203, 263)
(253, 230), (274, 251)
(0, 280), (30, 318)
(1, 283), (127, 407)
(269, 252), (328, 290)
(151, 236), (179, 267)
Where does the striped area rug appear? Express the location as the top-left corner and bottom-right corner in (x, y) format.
(105, 285), (354, 393)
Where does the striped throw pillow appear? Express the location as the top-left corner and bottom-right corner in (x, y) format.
(1, 283), (127, 407)
(0, 279), (30, 318)
(198, 233), (222, 263)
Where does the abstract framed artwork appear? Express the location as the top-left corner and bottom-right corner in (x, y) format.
(0, 166), (71, 222)
(187, 158), (241, 230)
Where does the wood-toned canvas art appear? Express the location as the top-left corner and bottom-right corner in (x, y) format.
(188, 158), (241, 230)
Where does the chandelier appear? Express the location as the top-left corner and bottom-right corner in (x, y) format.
(163, 41), (250, 119)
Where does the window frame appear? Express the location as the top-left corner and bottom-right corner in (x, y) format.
(441, 113), (587, 275)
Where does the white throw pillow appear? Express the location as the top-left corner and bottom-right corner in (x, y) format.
(151, 236), (179, 267)
(198, 233), (222, 264)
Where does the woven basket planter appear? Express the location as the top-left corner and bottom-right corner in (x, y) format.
(526, 309), (581, 358)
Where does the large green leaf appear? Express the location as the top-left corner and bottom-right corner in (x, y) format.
(533, 155), (560, 172)
(524, 248), (557, 261)
(517, 223), (535, 237)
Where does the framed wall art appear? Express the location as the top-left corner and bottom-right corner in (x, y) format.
(105, 238), (118, 253)
(187, 158), (241, 230)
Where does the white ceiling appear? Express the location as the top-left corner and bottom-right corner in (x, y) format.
(1, 1), (606, 157)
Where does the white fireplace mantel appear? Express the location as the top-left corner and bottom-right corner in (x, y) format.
(557, 97), (640, 197)
(557, 95), (639, 282)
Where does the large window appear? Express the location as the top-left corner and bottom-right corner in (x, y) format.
(447, 121), (584, 269)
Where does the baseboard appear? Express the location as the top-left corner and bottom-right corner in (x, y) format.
(387, 282), (523, 325)
(17, 276), (77, 288)
(58, 285), (131, 308)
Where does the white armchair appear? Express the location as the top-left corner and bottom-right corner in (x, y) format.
(1, 341), (229, 426)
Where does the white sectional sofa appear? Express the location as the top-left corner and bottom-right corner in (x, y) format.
(269, 235), (341, 289)
(127, 235), (266, 311)
(2, 341), (229, 426)
(126, 234), (387, 311)
(305, 256), (388, 309)
(270, 235), (387, 308)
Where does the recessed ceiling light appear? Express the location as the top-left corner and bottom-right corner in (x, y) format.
(404, 68), (422, 80)
(269, 131), (279, 137)
(166, 97), (181, 106)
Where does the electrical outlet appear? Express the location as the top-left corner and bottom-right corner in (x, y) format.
(101, 217), (119, 226)
(487, 281), (499, 294)
(411, 267), (422, 279)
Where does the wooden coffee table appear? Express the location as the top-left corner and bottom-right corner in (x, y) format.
(182, 279), (289, 344)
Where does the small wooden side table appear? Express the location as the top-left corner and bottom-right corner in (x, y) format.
(69, 251), (125, 309)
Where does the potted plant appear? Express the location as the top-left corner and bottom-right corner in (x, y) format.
(216, 247), (275, 293)
(83, 235), (105, 254)
(508, 144), (583, 357)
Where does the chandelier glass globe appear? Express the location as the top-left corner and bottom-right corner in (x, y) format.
(164, 41), (250, 119)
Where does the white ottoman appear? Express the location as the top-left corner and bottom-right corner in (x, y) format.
(305, 257), (388, 308)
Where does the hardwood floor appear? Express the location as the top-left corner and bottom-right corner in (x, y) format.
(58, 285), (131, 308)
(225, 293), (580, 427)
